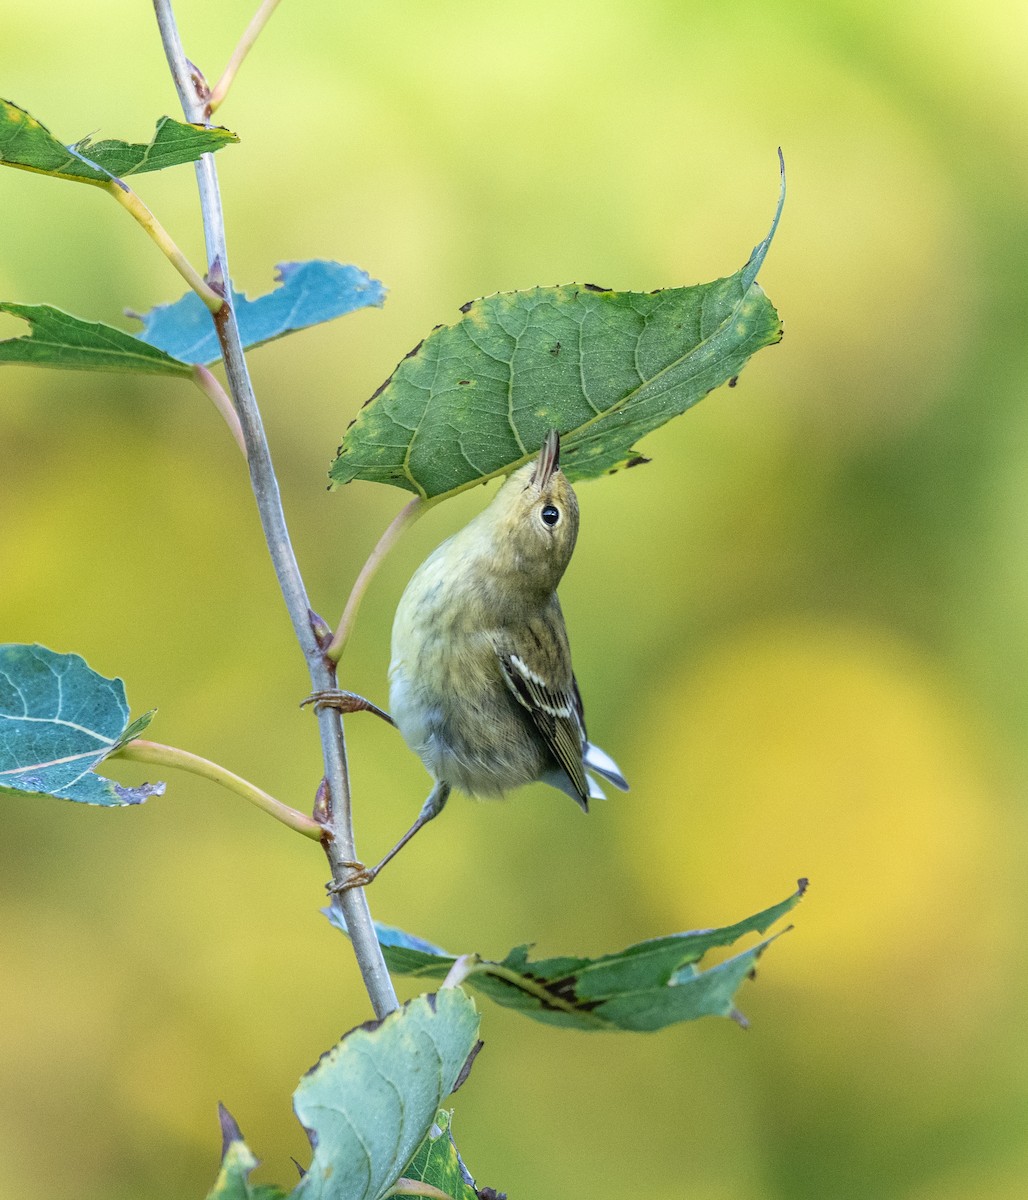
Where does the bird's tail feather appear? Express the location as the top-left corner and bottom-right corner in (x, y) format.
(585, 742), (629, 792)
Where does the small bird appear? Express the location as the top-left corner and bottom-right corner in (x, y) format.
(376, 428), (627, 874)
(309, 430), (627, 885)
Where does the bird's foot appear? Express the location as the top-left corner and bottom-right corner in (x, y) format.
(302, 689), (395, 726)
(326, 860), (378, 894)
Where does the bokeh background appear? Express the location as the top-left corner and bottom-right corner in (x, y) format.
(1, 1), (1026, 1197)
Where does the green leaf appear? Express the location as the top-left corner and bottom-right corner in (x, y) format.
(72, 118), (238, 179)
(206, 1107), (288, 1200)
(206, 1139), (264, 1200)
(205, 1000), (481, 1200)
(0, 263), (386, 377)
(0, 99), (237, 186)
(395, 1110), (489, 1200)
(0, 644), (163, 806)
(134, 261), (387, 366)
(330, 162), (785, 501)
(741, 147), (786, 291)
(0, 303), (194, 376)
(292, 990), (481, 1200)
(208, 1139), (287, 1200)
(327, 882), (805, 1032)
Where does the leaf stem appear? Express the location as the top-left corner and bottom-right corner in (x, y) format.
(385, 1182), (452, 1200)
(208, 0), (283, 114)
(152, 0), (398, 1019)
(440, 953), (478, 990)
(327, 496), (424, 663)
(114, 738), (324, 839)
(191, 363), (247, 456)
(104, 180), (222, 312)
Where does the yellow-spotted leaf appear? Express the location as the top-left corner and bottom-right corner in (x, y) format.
(0, 99), (236, 186)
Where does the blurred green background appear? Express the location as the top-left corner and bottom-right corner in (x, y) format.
(2, 0), (1026, 1197)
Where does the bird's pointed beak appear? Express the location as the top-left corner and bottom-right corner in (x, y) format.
(530, 429), (560, 488)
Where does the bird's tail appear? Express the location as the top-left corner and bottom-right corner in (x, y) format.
(584, 742), (629, 796)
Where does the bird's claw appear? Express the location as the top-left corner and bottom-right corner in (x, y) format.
(327, 860), (377, 893)
(302, 689), (395, 726)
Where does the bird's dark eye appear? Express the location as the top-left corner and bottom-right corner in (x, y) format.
(541, 504), (560, 527)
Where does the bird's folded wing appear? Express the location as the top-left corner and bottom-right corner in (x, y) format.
(497, 649), (589, 803)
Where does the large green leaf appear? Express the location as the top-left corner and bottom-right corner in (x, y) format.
(330, 160), (784, 502)
(0, 644), (162, 806)
(0, 99), (237, 186)
(207, 996), (482, 1200)
(292, 990), (481, 1200)
(0, 303), (194, 376)
(327, 882), (805, 1032)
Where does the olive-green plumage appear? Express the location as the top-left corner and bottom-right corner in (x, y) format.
(389, 430), (627, 813)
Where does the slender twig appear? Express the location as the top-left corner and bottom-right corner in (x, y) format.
(208, 0), (283, 114)
(114, 738), (323, 839)
(152, 0), (398, 1019)
(104, 180), (222, 311)
(327, 496), (424, 663)
(191, 364), (247, 456)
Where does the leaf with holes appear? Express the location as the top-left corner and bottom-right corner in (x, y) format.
(327, 881), (805, 1032)
(0, 99), (236, 186)
(0, 644), (162, 806)
(330, 157), (784, 501)
(134, 260), (387, 366)
(0, 259), (386, 375)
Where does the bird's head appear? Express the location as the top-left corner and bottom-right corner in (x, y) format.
(488, 430), (580, 593)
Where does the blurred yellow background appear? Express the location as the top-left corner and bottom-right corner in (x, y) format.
(2, 1), (1026, 1197)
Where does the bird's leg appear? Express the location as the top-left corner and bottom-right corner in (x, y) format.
(302, 689), (395, 726)
(327, 781), (451, 893)
(373, 781), (452, 872)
